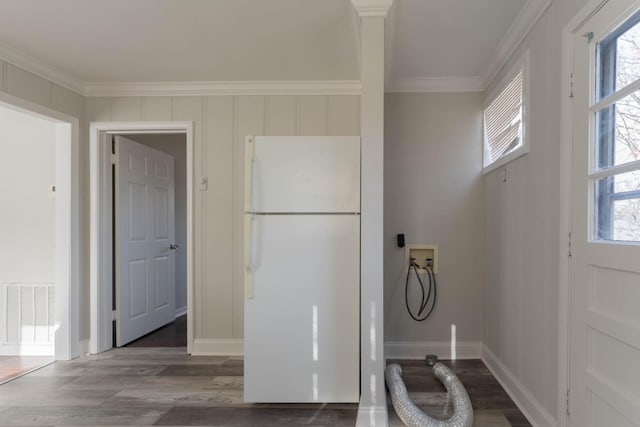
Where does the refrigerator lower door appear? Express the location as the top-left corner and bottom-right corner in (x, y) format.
(244, 214), (360, 403)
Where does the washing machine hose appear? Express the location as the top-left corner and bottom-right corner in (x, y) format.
(405, 261), (437, 322)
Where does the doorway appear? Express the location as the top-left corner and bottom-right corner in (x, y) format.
(89, 122), (194, 354)
(117, 133), (187, 348)
(0, 93), (80, 369)
(0, 104), (57, 380)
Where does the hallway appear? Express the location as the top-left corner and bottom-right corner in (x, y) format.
(125, 315), (187, 348)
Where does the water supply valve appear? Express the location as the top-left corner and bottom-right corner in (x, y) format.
(405, 244), (438, 273)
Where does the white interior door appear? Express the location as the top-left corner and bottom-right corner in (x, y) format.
(570, 1), (640, 425)
(115, 135), (176, 346)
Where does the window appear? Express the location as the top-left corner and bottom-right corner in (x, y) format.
(483, 52), (529, 173)
(594, 10), (640, 241)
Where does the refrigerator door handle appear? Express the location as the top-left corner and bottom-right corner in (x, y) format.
(244, 214), (255, 299)
(245, 136), (255, 299)
(245, 135), (255, 212)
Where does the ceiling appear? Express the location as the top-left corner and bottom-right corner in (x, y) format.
(388, 0), (527, 80)
(0, 0), (532, 92)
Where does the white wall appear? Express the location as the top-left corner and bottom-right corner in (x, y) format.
(0, 61), (85, 345)
(0, 105), (56, 288)
(0, 104), (58, 351)
(384, 92), (485, 356)
(483, 0), (593, 425)
(1, 58), (360, 352)
(86, 95), (360, 353)
(131, 133), (188, 314)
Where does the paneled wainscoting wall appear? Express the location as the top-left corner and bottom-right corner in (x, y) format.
(1, 283), (55, 356)
(86, 94), (360, 353)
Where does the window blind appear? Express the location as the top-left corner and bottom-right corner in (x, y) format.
(484, 70), (524, 164)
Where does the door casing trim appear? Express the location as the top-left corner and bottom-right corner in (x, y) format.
(89, 121), (194, 354)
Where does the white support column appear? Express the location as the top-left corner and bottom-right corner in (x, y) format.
(352, 1), (393, 425)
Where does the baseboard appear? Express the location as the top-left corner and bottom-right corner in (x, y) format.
(175, 306), (187, 318)
(80, 339), (90, 355)
(481, 344), (557, 427)
(0, 343), (54, 356)
(355, 405), (389, 427)
(385, 341), (482, 360)
(190, 338), (243, 356)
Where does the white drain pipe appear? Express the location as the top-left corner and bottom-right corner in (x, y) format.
(385, 362), (473, 427)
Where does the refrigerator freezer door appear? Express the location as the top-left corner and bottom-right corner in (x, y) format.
(244, 214), (360, 403)
(248, 136), (360, 213)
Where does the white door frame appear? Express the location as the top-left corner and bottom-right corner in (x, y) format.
(559, 0), (624, 425)
(0, 91), (80, 361)
(89, 121), (194, 354)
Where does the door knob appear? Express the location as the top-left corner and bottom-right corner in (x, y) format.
(170, 244), (179, 250)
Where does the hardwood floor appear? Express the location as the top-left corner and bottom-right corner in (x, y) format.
(386, 359), (532, 427)
(0, 348), (358, 426)
(0, 348), (530, 426)
(125, 315), (187, 347)
(0, 356), (53, 385)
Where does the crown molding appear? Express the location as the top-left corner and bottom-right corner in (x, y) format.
(0, 42), (85, 95)
(482, 0), (553, 87)
(355, 7), (392, 17)
(386, 77), (484, 93)
(84, 80), (362, 97)
(351, 0), (394, 17)
(0, 42), (362, 97)
(0, 40), (361, 97)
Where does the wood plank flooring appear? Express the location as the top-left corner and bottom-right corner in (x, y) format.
(0, 356), (54, 385)
(125, 315), (187, 347)
(0, 348), (358, 426)
(0, 349), (531, 426)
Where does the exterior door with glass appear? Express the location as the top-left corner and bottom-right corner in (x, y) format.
(570, 1), (640, 425)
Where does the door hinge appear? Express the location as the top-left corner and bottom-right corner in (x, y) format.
(583, 31), (594, 43)
(566, 388), (570, 415)
(568, 232), (572, 257)
(569, 72), (574, 98)
(111, 136), (117, 163)
(112, 310), (117, 321)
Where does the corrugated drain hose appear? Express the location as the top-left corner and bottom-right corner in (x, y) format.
(385, 363), (473, 427)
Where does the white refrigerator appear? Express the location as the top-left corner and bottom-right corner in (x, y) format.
(244, 136), (360, 403)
